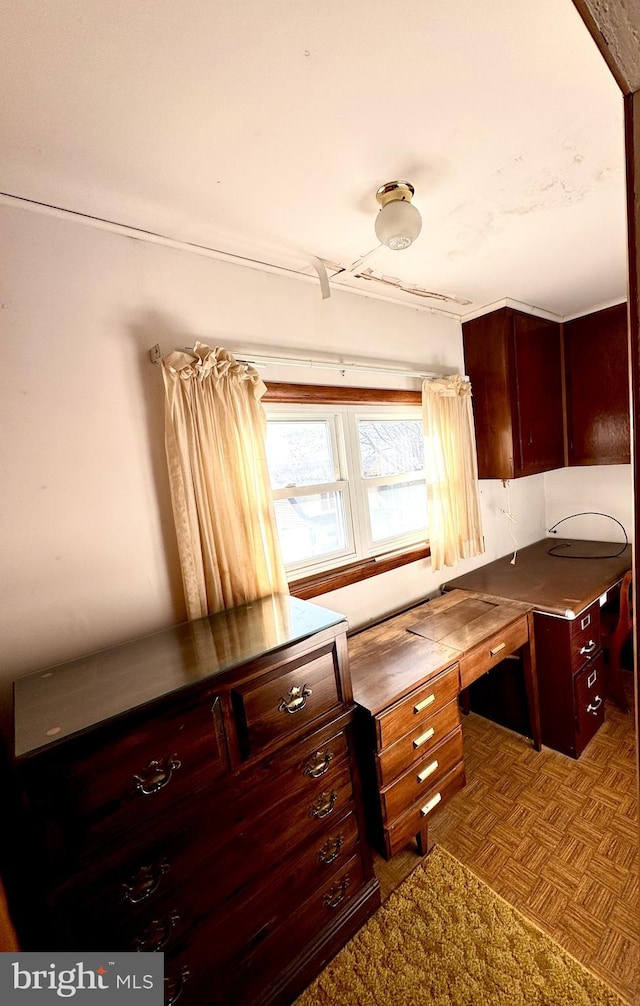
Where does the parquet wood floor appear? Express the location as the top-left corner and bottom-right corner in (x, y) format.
(373, 674), (639, 1005)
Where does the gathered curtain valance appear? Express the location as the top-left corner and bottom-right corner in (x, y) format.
(161, 342), (288, 619)
(422, 374), (484, 571)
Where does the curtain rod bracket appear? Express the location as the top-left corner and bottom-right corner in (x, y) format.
(149, 344), (162, 365)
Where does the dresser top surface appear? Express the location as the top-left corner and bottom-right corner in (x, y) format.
(13, 594), (346, 760)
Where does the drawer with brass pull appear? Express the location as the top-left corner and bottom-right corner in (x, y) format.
(379, 726), (464, 823)
(458, 616), (528, 690)
(569, 600), (601, 674)
(375, 698), (461, 788)
(231, 642), (345, 758)
(375, 663), (459, 749)
(383, 762), (466, 859)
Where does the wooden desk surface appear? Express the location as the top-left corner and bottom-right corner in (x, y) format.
(349, 589), (532, 715)
(444, 538), (631, 618)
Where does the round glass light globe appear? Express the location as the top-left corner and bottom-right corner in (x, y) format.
(375, 200), (422, 250)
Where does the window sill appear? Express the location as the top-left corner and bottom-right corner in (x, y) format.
(288, 544), (431, 599)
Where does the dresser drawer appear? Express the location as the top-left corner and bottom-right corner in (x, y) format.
(375, 663), (459, 750)
(375, 698), (461, 788)
(383, 761), (466, 858)
(232, 643), (344, 759)
(459, 615), (528, 689)
(380, 726), (463, 823)
(20, 692), (229, 858)
(569, 602), (600, 673)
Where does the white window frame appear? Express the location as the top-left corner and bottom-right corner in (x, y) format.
(265, 401), (428, 579)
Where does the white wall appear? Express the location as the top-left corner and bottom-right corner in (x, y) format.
(3, 203), (627, 735)
(544, 465), (633, 544)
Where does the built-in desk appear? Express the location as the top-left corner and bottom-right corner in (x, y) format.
(349, 590), (540, 859)
(444, 537), (632, 757)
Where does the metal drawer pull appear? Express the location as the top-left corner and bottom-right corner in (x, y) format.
(131, 911), (180, 952)
(490, 642), (506, 656)
(587, 695), (603, 715)
(318, 834), (344, 865)
(123, 860), (170, 904)
(420, 792), (442, 817)
(579, 640), (597, 656)
(133, 756), (181, 797)
(311, 790), (338, 819)
(278, 684), (312, 714)
(304, 749), (334, 778)
(417, 759), (439, 783)
(165, 967), (190, 1006)
(414, 694), (435, 714)
(413, 726), (435, 749)
(323, 875), (350, 909)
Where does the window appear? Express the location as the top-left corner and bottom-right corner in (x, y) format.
(265, 399), (428, 587)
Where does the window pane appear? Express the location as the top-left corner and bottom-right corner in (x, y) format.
(358, 420), (424, 478)
(273, 493), (347, 565)
(266, 421), (336, 489)
(367, 480), (427, 543)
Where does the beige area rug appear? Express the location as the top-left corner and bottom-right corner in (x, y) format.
(296, 847), (627, 1006)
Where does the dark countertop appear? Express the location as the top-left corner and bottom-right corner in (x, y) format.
(13, 594), (346, 760)
(443, 538), (631, 618)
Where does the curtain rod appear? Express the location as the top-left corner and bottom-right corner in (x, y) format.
(150, 344), (467, 382)
(232, 353), (455, 381)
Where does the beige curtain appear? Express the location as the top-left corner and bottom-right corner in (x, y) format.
(161, 342), (288, 618)
(422, 375), (484, 572)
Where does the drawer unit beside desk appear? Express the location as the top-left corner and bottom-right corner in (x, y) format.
(533, 600), (604, 758)
(352, 648), (465, 860)
(11, 595), (380, 1006)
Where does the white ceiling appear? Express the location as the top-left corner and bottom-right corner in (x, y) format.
(0, 0), (628, 319)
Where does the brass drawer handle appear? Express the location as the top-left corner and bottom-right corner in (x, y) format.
(579, 639), (597, 656)
(490, 642), (506, 656)
(123, 860), (170, 904)
(131, 911), (180, 952)
(165, 967), (190, 1006)
(304, 749), (334, 778)
(133, 756), (181, 797)
(323, 875), (350, 909)
(414, 694), (435, 714)
(413, 726), (435, 749)
(587, 695), (603, 715)
(420, 792), (442, 817)
(417, 759), (439, 783)
(311, 790), (338, 819)
(317, 834), (344, 865)
(279, 684), (312, 714)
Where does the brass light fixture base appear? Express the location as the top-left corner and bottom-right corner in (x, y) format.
(375, 181), (415, 207)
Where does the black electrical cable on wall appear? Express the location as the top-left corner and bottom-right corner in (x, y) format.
(547, 512), (629, 558)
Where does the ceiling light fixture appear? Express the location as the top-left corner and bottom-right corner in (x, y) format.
(374, 181), (422, 250)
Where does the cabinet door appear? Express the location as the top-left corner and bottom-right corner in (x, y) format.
(563, 303), (630, 466)
(462, 308), (515, 479)
(511, 312), (564, 476)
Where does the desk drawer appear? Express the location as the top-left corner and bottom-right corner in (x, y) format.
(380, 726), (463, 823)
(375, 699), (461, 788)
(459, 616), (528, 690)
(574, 650), (605, 754)
(383, 762), (466, 859)
(375, 664), (459, 750)
(569, 602), (600, 674)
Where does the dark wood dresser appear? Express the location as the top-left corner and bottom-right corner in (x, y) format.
(10, 594), (380, 1006)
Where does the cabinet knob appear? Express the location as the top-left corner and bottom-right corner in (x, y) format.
(123, 860), (170, 904)
(311, 790), (338, 819)
(278, 684), (312, 714)
(317, 834), (344, 865)
(303, 749), (334, 778)
(132, 756), (181, 797)
(131, 911), (180, 952)
(164, 967), (190, 1006)
(323, 875), (350, 909)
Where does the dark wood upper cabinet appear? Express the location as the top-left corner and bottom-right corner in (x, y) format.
(462, 307), (564, 480)
(563, 303), (630, 466)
